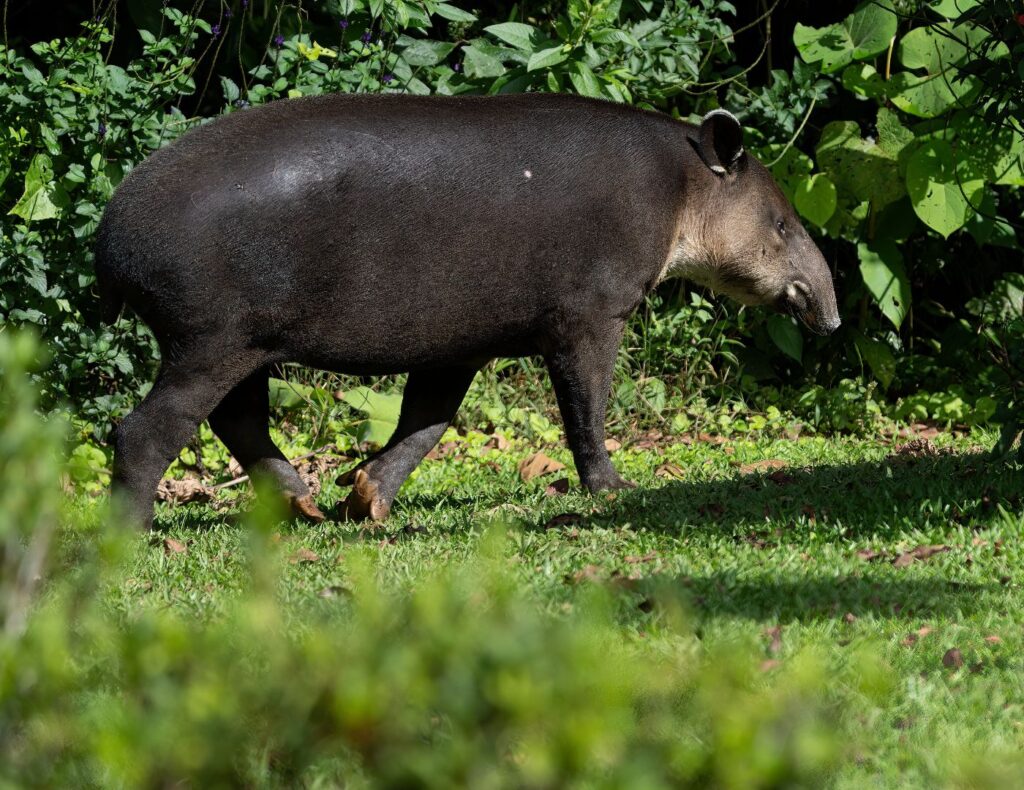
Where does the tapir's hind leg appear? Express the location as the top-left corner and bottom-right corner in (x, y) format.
(112, 352), (265, 529)
(208, 368), (325, 523)
(336, 367), (477, 521)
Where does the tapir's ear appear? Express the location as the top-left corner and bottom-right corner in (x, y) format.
(698, 109), (744, 176)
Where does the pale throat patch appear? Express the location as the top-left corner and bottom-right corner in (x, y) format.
(657, 233), (713, 287)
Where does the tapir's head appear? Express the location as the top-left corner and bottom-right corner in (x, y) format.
(667, 109), (841, 336)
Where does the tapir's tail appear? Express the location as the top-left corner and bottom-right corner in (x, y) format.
(93, 212), (125, 325)
(96, 272), (124, 325)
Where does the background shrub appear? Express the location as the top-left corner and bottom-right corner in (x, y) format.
(0, 0), (1020, 448)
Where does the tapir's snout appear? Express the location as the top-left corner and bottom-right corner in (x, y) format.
(777, 246), (841, 336)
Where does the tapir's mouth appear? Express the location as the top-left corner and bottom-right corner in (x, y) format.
(776, 285), (840, 336)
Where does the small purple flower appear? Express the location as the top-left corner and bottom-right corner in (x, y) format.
(273, 34), (284, 46)
(361, 30), (372, 43)
(339, 18), (349, 29)
(382, 73), (394, 84)
(242, 0), (248, 7)
(97, 122), (107, 137)
(452, 62), (461, 72)
(212, 23), (221, 37)
(224, 8), (232, 18)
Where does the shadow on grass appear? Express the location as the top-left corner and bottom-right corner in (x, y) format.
(649, 572), (995, 624)
(607, 450), (1023, 539)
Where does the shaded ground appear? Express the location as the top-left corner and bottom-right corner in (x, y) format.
(67, 427), (1024, 786)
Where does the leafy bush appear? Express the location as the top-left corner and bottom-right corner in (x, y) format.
(1, 0), (1021, 448)
(0, 332), (884, 787)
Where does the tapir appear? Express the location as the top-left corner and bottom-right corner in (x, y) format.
(95, 93), (840, 528)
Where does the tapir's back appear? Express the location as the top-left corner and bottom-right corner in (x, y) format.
(96, 93), (689, 372)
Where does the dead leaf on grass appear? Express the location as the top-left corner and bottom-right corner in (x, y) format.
(760, 659), (781, 672)
(768, 469), (796, 485)
(843, 612), (857, 624)
(289, 547), (320, 565)
(745, 459), (790, 478)
(900, 625), (934, 647)
(156, 477), (214, 505)
(481, 434), (510, 453)
(425, 441), (461, 461)
(544, 512), (583, 530)
(764, 625), (783, 656)
(910, 423), (942, 440)
(984, 635), (1002, 644)
(518, 452), (565, 482)
(545, 478), (570, 496)
(892, 544), (950, 568)
(569, 564), (603, 584)
(942, 647), (965, 669)
(856, 548), (885, 562)
(604, 438), (622, 452)
(163, 538), (187, 555)
(655, 463), (686, 479)
(625, 550), (658, 564)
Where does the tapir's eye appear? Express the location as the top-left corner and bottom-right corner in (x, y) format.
(775, 219), (787, 236)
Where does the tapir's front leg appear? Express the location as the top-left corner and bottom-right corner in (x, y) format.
(336, 366), (477, 521)
(546, 320), (635, 492)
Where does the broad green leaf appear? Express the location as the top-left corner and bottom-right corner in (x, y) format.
(966, 191), (1019, 249)
(400, 38), (455, 67)
(220, 76), (240, 103)
(269, 378), (315, 411)
(954, 113), (1024, 186)
(590, 28), (640, 47)
(568, 60), (603, 98)
(527, 46), (568, 72)
(857, 240), (911, 329)
(483, 22), (537, 52)
(434, 3), (477, 22)
(929, 0), (980, 18)
(8, 153), (68, 221)
(766, 315), (803, 363)
(841, 63), (885, 99)
(793, 173), (837, 227)
(793, 0), (896, 74)
(888, 24), (984, 117)
(905, 139), (982, 237)
(461, 45), (506, 79)
(764, 144), (813, 203)
(340, 386), (402, 446)
(815, 121), (904, 210)
(875, 107), (914, 162)
(854, 332), (896, 388)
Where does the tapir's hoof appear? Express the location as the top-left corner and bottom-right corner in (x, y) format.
(586, 475), (637, 492)
(335, 462), (369, 487)
(338, 470), (391, 522)
(289, 494), (326, 523)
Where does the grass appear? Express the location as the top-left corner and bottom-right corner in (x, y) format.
(65, 425), (1024, 786)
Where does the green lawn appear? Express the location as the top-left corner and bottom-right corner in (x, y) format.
(61, 426), (1024, 786)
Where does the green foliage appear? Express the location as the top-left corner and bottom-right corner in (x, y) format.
(339, 385), (403, 445)
(0, 359), (871, 786)
(793, 0), (897, 74)
(0, 330), (64, 636)
(1, 0), (1021, 447)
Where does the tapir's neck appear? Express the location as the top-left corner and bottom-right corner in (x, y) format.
(656, 220), (717, 289)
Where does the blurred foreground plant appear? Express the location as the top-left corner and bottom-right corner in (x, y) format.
(4, 334), (1023, 786)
